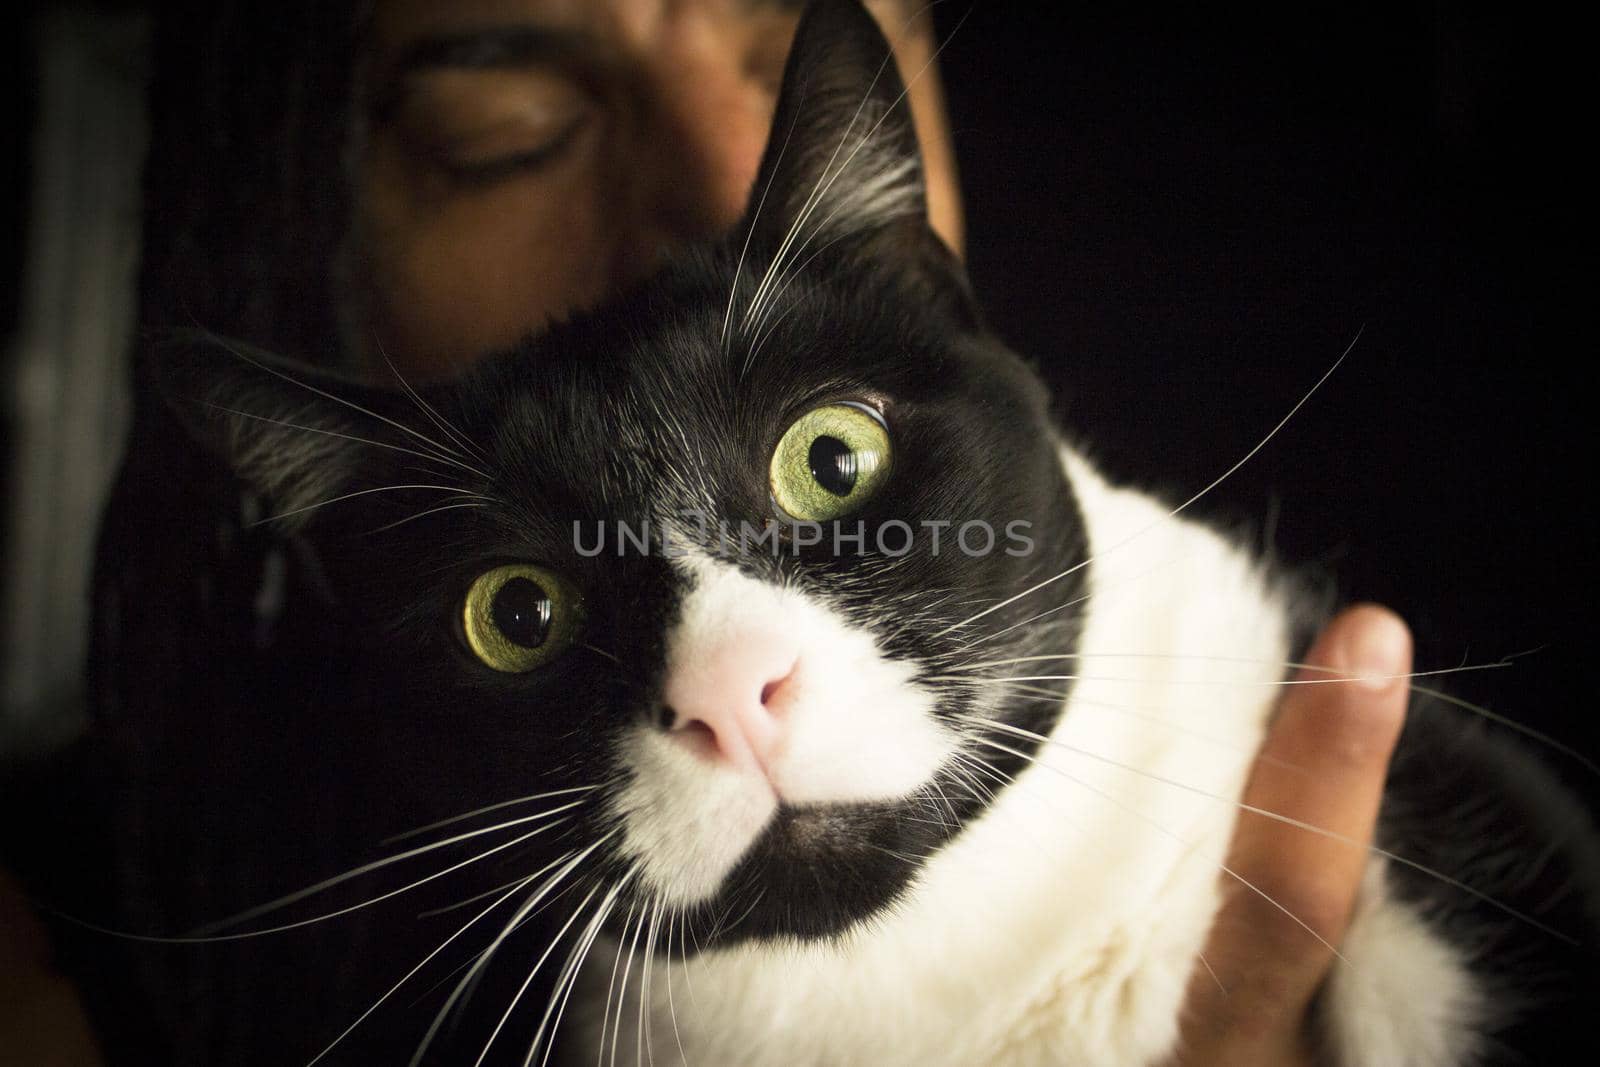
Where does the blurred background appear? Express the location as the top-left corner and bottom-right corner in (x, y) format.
(2, 2), (1592, 781)
(4, 6), (144, 761)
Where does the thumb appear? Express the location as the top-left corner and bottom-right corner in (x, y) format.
(1175, 604), (1410, 1062)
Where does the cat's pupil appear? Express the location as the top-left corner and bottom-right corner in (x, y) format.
(808, 435), (859, 497)
(491, 578), (553, 649)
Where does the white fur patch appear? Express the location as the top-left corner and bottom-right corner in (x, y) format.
(579, 448), (1490, 1065)
(577, 447), (1298, 1064)
(610, 552), (954, 906)
(1320, 862), (1487, 1067)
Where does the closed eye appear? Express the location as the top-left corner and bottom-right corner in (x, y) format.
(435, 114), (588, 184)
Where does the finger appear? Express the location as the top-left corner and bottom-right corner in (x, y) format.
(1233, 603), (1412, 951)
(1176, 604), (1411, 1062)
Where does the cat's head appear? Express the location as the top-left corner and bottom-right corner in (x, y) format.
(156, 0), (1086, 947)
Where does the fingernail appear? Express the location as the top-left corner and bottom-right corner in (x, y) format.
(1344, 611), (1411, 691)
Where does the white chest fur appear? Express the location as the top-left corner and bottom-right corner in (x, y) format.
(571, 446), (1477, 1066)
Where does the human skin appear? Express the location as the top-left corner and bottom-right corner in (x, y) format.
(0, 2), (1409, 1061)
(352, 0), (962, 378)
(1171, 605), (1411, 1066)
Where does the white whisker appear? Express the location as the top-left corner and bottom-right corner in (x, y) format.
(304, 864), (553, 1066)
(256, 482), (480, 526)
(385, 786), (600, 845)
(724, 76), (808, 354)
(961, 715), (1577, 944)
(188, 798), (586, 935)
(412, 834), (615, 1067)
(929, 661), (1505, 690)
(201, 402), (486, 482)
(1197, 951), (1228, 997)
(365, 498), (491, 534)
(599, 901), (640, 1067)
(610, 900), (649, 1067)
(378, 346), (495, 468)
(662, 907), (688, 1067)
(187, 817), (571, 943)
(473, 882), (604, 1067)
(531, 873), (634, 1067)
(967, 732), (1351, 965)
(932, 330), (1361, 640)
(639, 899), (665, 1067)
(203, 329), (489, 475)
(739, 3), (964, 352)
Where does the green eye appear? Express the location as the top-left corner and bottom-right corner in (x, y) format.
(769, 402), (892, 522)
(462, 564), (581, 673)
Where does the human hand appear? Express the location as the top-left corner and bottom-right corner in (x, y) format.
(1171, 604), (1412, 1065)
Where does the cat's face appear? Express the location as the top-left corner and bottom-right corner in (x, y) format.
(158, 0), (1084, 947)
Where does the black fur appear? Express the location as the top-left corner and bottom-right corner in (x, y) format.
(17, 1), (1595, 1063)
(1363, 699), (1600, 1063)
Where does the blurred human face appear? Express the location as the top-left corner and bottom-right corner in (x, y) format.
(353, 0), (963, 378)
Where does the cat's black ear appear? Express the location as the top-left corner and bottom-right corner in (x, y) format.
(150, 334), (444, 531)
(746, 0), (925, 247)
(735, 0), (977, 321)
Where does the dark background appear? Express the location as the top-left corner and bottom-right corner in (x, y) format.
(938, 2), (1594, 790)
(1, 15), (26, 557)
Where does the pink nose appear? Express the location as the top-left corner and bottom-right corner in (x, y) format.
(662, 636), (798, 775)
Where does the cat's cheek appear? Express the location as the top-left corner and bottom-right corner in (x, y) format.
(610, 728), (779, 905)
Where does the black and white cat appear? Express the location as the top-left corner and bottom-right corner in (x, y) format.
(146, 1), (1597, 1064)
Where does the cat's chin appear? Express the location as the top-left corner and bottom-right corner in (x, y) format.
(629, 797), (954, 951)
